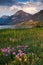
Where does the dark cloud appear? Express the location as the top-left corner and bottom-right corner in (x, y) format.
(0, 0), (17, 6)
(37, 0), (43, 2)
(41, 0), (43, 3)
(0, 0), (29, 6)
(0, 0), (43, 6)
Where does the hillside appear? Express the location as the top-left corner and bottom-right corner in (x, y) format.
(0, 10), (43, 26)
(5, 10), (32, 25)
(32, 10), (43, 21)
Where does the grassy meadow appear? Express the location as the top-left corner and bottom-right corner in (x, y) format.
(0, 27), (43, 65)
(0, 27), (43, 48)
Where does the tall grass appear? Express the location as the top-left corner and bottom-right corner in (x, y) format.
(0, 28), (43, 48)
(0, 27), (43, 65)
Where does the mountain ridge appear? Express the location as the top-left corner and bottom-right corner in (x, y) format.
(0, 10), (43, 25)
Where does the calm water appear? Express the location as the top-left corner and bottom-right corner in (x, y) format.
(0, 25), (16, 29)
(0, 25), (33, 29)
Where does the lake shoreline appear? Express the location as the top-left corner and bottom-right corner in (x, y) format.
(0, 25), (34, 29)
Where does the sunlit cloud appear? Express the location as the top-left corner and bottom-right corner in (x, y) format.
(9, 1), (43, 14)
(0, 0), (43, 16)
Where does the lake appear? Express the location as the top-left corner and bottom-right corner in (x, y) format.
(0, 25), (16, 29)
(0, 25), (33, 29)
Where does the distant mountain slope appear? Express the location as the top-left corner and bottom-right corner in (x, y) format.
(0, 15), (9, 25)
(32, 10), (43, 21)
(5, 10), (32, 25)
(15, 10), (43, 27)
(0, 10), (43, 25)
(1, 15), (9, 19)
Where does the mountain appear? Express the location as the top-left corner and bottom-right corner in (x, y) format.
(15, 10), (43, 27)
(0, 15), (9, 25)
(1, 15), (9, 19)
(5, 10), (32, 25)
(32, 10), (43, 22)
(0, 10), (43, 25)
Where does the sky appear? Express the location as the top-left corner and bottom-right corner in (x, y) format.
(0, 0), (43, 17)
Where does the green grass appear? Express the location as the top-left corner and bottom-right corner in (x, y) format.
(0, 27), (43, 65)
(0, 27), (43, 48)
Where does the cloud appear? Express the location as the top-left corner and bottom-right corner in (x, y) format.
(0, 0), (17, 6)
(0, 0), (43, 6)
(8, 1), (43, 14)
(0, 0), (43, 16)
